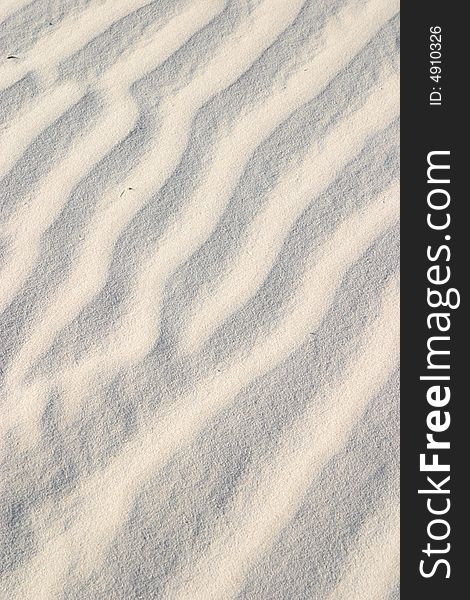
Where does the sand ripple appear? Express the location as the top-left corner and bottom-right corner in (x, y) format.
(0, 1), (399, 598)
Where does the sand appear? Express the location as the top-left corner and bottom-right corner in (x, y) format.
(0, 1), (400, 598)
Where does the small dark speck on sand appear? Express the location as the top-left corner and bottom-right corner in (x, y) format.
(7, 55), (20, 59)
(120, 187), (135, 197)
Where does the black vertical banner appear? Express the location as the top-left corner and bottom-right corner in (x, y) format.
(401, 3), (466, 598)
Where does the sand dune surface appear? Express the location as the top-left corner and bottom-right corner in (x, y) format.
(0, 1), (399, 598)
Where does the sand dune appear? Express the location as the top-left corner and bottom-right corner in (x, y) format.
(0, 1), (399, 598)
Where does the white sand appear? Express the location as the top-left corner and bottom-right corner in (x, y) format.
(0, 1), (399, 598)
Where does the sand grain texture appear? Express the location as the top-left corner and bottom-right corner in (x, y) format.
(0, 1), (400, 598)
